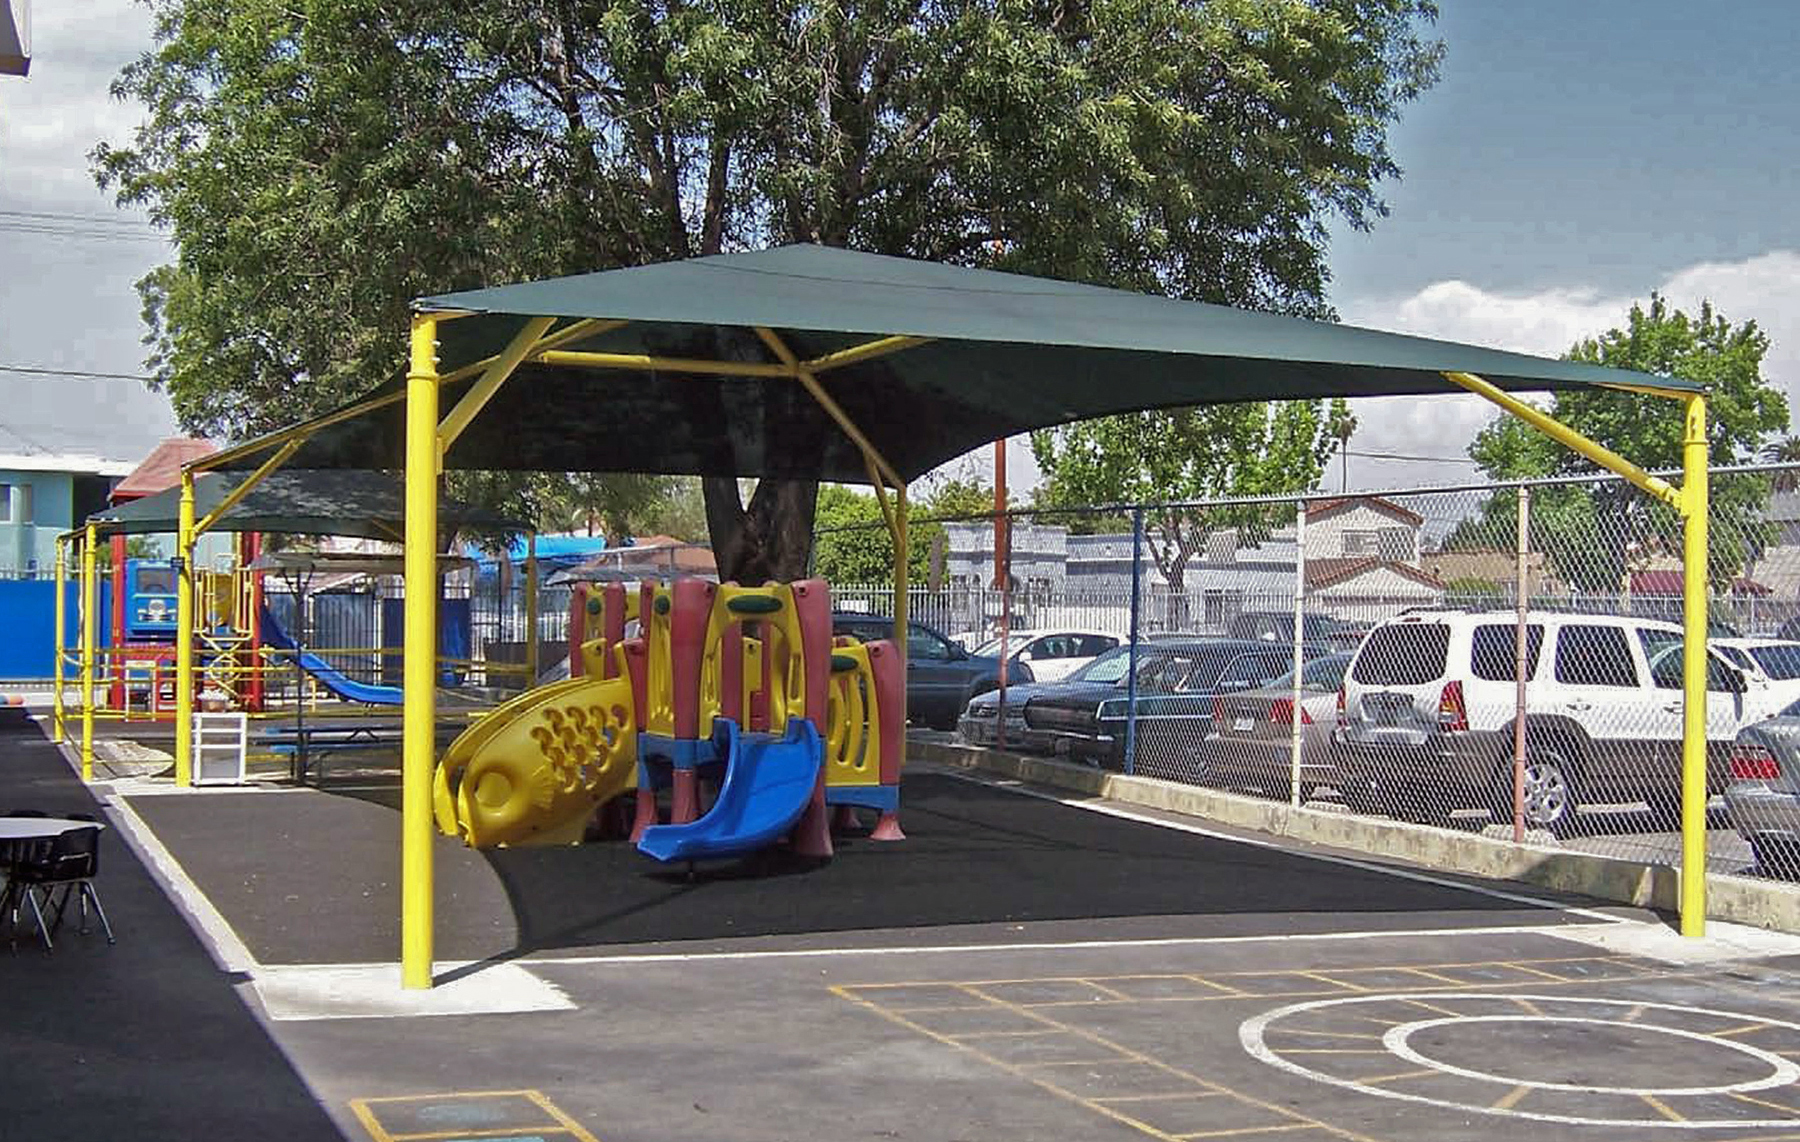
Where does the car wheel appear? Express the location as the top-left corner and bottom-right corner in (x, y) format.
(1521, 741), (1582, 838)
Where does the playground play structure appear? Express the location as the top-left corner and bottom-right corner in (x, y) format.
(72, 245), (1714, 987)
(52, 470), (532, 779)
(432, 578), (902, 860)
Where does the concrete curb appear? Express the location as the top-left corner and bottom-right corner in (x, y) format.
(913, 739), (1800, 934)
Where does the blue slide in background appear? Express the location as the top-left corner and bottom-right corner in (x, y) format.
(637, 717), (824, 863)
(258, 604), (404, 706)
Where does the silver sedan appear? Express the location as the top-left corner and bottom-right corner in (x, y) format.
(1724, 697), (1800, 877)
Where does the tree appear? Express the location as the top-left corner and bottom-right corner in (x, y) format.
(1461, 295), (1787, 592)
(97, 0), (1442, 579)
(1763, 436), (1800, 492)
(544, 473), (676, 540)
(810, 477), (996, 584)
(1030, 399), (1352, 596)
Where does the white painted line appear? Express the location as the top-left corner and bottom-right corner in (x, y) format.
(934, 766), (1628, 925)
(1546, 916), (1800, 964)
(514, 922), (1633, 968)
(100, 790), (259, 974)
(1242, 993), (1800, 1128)
(254, 962), (574, 1021)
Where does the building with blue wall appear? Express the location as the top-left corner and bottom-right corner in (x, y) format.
(0, 451), (135, 577)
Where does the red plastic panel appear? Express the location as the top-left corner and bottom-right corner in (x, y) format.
(789, 578), (832, 734)
(865, 639), (905, 786)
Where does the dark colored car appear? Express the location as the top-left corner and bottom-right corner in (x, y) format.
(957, 642), (1139, 749)
(1226, 612), (1369, 650)
(1021, 639), (1295, 774)
(1724, 696), (1800, 877)
(831, 612), (1031, 730)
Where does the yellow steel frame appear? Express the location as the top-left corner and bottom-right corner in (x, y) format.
(52, 536), (66, 745)
(80, 522), (97, 781)
(1445, 371), (1710, 936)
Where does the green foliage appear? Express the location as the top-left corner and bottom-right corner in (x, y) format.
(123, 535), (164, 559)
(1030, 399), (1351, 589)
(1462, 295), (1788, 591)
(810, 477), (1001, 584)
(96, 0), (1441, 575)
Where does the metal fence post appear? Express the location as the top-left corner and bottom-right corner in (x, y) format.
(1125, 507), (1143, 776)
(1512, 484), (1530, 843)
(1289, 500), (1306, 806)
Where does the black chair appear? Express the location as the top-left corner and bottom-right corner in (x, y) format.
(3, 825), (113, 951)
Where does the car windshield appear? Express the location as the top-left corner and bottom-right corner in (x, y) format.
(1071, 646), (1135, 684)
(1751, 644), (1800, 681)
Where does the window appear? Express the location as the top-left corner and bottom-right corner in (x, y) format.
(1470, 624), (1544, 682)
(1751, 645), (1800, 681)
(1301, 655), (1349, 691)
(15, 483), (30, 525)
(1218, 652), (1284, 691)
(1343, 528), (1412, 560)
(1637, 629), (1742, 692)
(1555, 625), (1639, 688)
(1351, 623), (1450, 685)
(1078, 634), (1120, 657)
(906, 624), (955, 661)
(0, 483), (10, 524)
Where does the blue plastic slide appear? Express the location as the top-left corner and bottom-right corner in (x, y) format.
(637, 717), (824, 863)
(257, 604), (404, 706)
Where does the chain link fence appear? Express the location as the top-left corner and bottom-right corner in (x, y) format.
(824, 463), (1800, 881)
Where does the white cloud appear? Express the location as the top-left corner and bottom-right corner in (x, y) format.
(1336, 250), (1800, 491)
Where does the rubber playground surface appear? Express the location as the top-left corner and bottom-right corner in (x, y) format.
(19, 714), (1800, 1141)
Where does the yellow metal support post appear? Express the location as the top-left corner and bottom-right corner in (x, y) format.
(52, 537), (66, 744)
(79, 523), (97, 781)
(174, 471), (197, 787)
(525, 532), (539, 683)
(402, 315), (441, 990)
(1680, 395), (1709, 937)
(894, 483), (909, 674)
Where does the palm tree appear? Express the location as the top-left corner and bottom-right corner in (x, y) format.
(1762, 438), (1800, 492)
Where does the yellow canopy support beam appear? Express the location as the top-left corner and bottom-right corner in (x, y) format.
(79, 522), (97, 781)
(402, 314), (441, 990)
(1447, 370), (1710, 937)
(437, 316), (557, 452)
(174, 471), (197, 786)
(194, 436), (307, 537)
(536, 350), (796, 379)
(1442, 371), (1682, 510)
(52, 536), (66, 745)
(804, 335), (932, 373)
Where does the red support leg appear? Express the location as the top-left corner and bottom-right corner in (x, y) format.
(629, 784), (658, 842)
(790, 771), (833, 858)
(670, 767), (700, 825)
(870, 810), (905, 842)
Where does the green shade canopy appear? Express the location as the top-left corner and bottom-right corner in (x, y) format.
(88, 469), (523, 541)
(212, 245), (1695, 483)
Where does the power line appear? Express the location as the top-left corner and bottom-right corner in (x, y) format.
(0, 364), (155, 382)
(1346, 448), (1482, 465)
(0, 208), (158, 227)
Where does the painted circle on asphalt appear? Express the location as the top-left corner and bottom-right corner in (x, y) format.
(1383, 1015), (1800, 1096)
(1240, 993), (1800, 1129)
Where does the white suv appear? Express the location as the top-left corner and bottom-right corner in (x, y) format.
(1334, 610), (1762, 835)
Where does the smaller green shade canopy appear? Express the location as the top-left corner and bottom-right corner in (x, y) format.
(87, 469), (523, 541)
(210, 245), (1696, 483)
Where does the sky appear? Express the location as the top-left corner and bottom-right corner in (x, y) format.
(1, 0), (1797, 496)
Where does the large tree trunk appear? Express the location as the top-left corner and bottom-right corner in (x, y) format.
(703, 477), (821, 583)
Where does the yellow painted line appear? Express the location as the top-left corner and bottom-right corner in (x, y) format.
(1729, 1091), (1800, 1116)
(838, 957), (1645, 994)
(1620, 1004), (1648, 1023)
(1094, 1093), (1228, 1104)
(389, 1129), (575, 1141)
(950, 1029), (1063, 1041)
(1024, 1058), (1152, 1069)
(348, 1089), (599, 1142)
(1491, 1085), (1531, 1110)
(1078, 978), (1136, 1001)
(830, 985), (1185, 1142)
(1354, 1069), (1439, 1086)
(884, 1003), (995, 1014)
(1296, 972), (1368, 991)
(1176, 1125), (1315, 1139)
(1390, 967), (1463, 985)
(1398, 998), (1464, 1018)
(1641, 1094), (1687, 1123)
(943, 984), (1384, 1142)
(1510, 997), (1546, 1017)
(1715, 1022), (1775, 1038)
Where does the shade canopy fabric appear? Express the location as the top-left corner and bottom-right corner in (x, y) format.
(210, 245), (1695, 483)
(87, 469), (524, 540)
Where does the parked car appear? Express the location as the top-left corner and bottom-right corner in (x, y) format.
(1724, 697), (1800, 876)
(831, 613), (1030, 730)
(1227, 612), (1369, 650)
(1333, 609), (1753, 835)
(957, 643), (1137, 749)
(1204, 653), (1351, 801)
(969, 629), (1123, 683)
(1717, 638), (1800, 709)
(1021, 639), (1296, 774)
